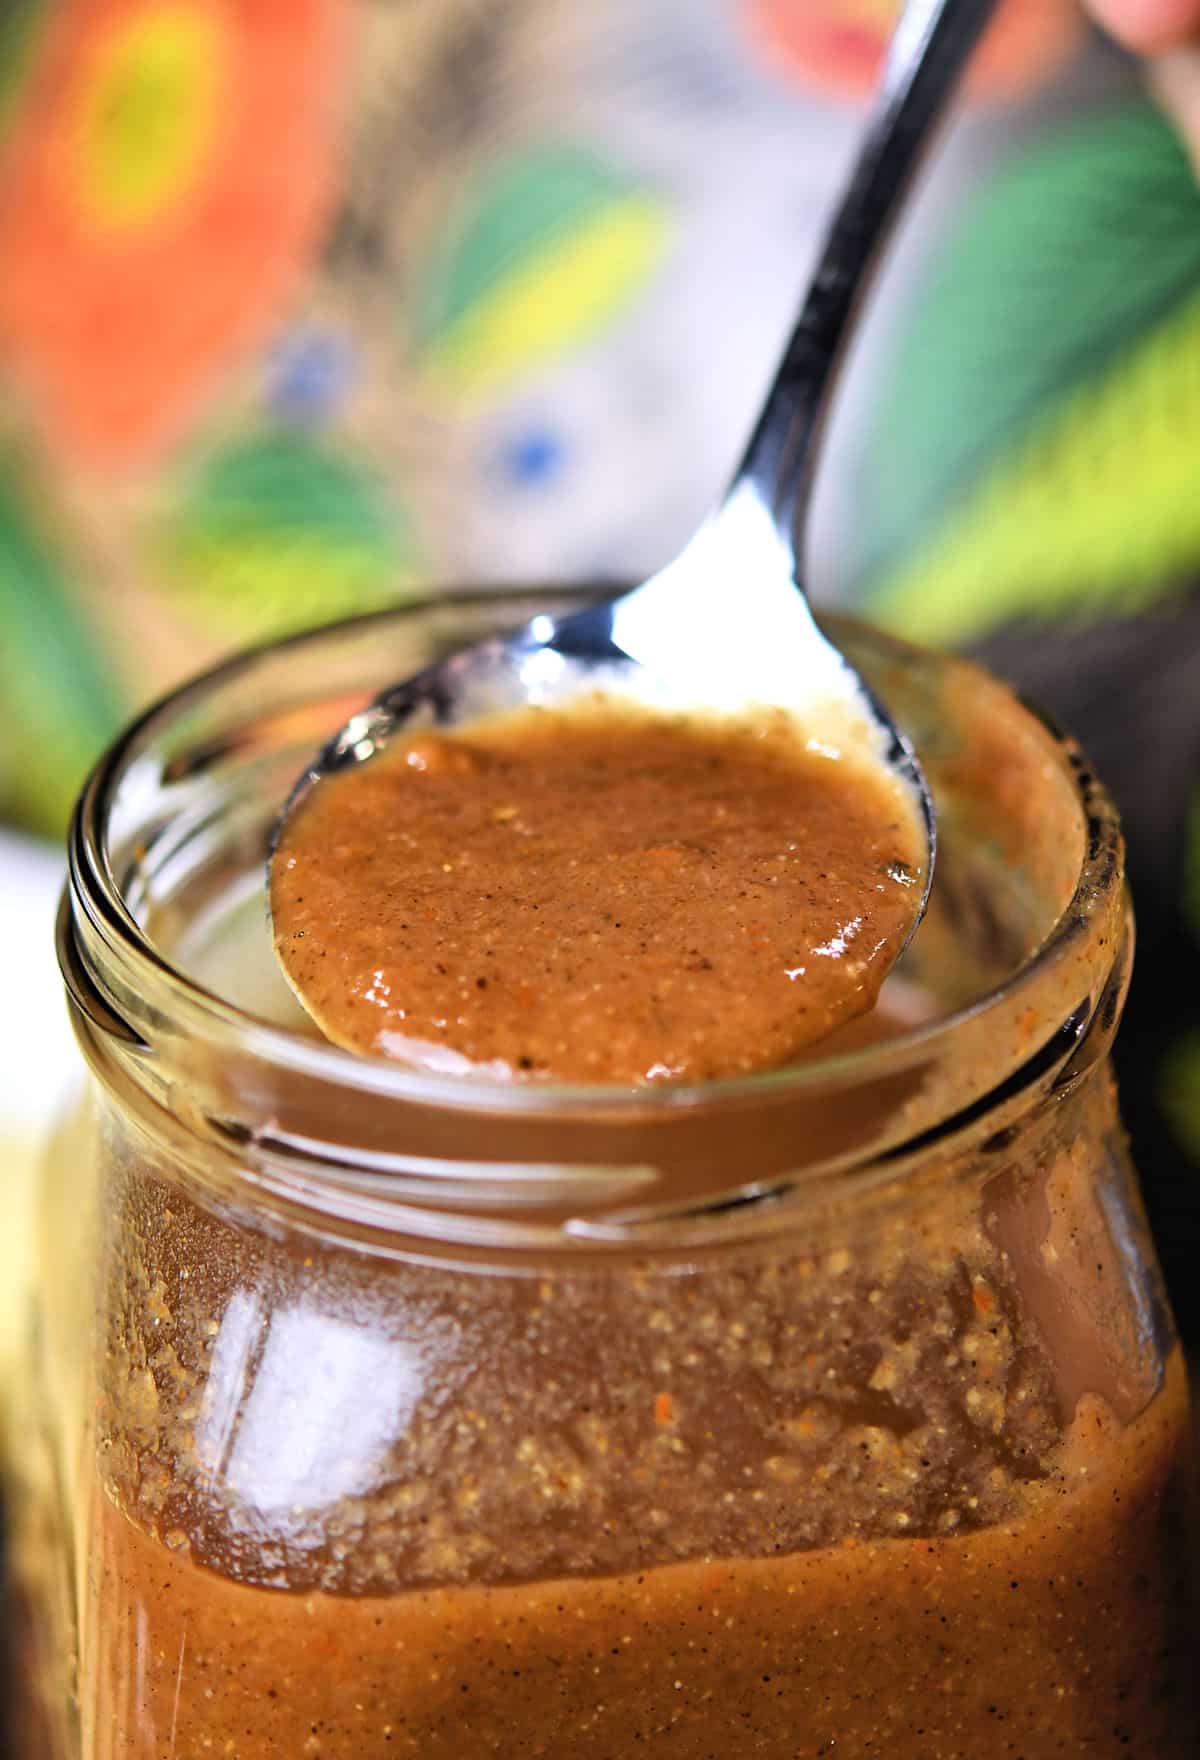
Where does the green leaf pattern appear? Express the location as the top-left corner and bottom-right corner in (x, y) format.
(0, 463), (123, 833)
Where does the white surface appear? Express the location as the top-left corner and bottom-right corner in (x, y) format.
(0, 831), (77, 1136)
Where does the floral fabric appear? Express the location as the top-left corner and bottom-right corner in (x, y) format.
(1, 0), (1198, 1324)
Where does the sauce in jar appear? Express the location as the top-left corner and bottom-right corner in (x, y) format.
(88, 1337), (1189, 1752)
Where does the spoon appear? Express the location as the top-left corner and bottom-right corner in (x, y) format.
(278, 0), (998, 929)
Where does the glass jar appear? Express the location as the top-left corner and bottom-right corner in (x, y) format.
(10, 592), (1195, 1759)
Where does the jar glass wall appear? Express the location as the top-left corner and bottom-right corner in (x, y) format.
(9, 593), (1195, 1758)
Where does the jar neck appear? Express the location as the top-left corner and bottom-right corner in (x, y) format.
(60, 885), (1132, 1263)
(58, 599), (1131, 1261)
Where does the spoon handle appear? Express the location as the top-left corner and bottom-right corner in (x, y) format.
(731, 0), (1000, 550)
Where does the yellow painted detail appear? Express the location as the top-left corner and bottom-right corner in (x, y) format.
(423, 198), (669, 397)
(873, 289), (1200, 644)
(170, 535), (416, 634)
(74, 3), (224, 234)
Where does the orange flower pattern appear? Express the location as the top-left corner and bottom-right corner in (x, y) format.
(0, 0), (348, 468)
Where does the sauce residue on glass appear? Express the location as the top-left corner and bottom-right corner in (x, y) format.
(270, 698), (926, 1082)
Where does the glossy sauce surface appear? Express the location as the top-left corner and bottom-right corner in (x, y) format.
(271, 702), (925, 1082)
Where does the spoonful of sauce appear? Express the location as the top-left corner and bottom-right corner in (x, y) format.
(270, 0), (997, 1085)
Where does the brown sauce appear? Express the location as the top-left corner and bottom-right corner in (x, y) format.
(270, 700), (925, 1082)
(84, 1353), (1194, 1757)
(70, 983), (1197, 1760)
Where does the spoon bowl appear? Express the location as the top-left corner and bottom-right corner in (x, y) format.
(276, 0), (1001, 985)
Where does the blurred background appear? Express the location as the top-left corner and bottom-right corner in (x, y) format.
(2, 0), (1200, 1359)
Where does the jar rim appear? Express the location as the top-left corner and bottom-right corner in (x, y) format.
(63, 590), (1125, 1124)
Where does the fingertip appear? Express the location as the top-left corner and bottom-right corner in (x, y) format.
(1088, 0), (1200, 52)
(1150, 44), (1200, 171)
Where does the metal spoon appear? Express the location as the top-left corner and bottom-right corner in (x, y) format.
(278, 0), (997, 919)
